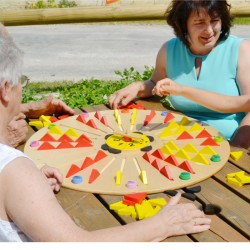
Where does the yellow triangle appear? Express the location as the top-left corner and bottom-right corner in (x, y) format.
(182, 143), (198, 153)
(199, 146), (217, 155)
(39, 115), (51, 124)
(109, 201), (127, 211)
(161, 145), (174, 155)
(65, 128), (79, 137)
(166, 141), (179, 151)
(167, 121), (179, 130)
(179, 117), (191, 126)
(49, 125), (64, 135)
(159, 127), (174, 138)
(191, 153), (210, 165)
(148, 198), (167, 207)
(173, 125), (186, 135)
(175, 149), (191, 160)
(230, 151), (243, 161)
(189, 122), (203, 132)
(29, 120), (44, 128)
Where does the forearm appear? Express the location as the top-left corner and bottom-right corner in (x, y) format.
(181, 86), (250, 113)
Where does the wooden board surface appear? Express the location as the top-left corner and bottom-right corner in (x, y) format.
(24, 109), (231, 195)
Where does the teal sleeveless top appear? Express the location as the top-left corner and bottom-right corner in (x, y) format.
(167, 35), (245, 140)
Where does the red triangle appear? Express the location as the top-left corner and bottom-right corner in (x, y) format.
(58, 115), (69, 120)
(142, 152), (154, 163)
(177, 131), (194, 140)
(201, 137), (219, 146)
(160, 165), (174, 180)
(39, 133), (56, 142)
(94, 150), (107, 162)
(56, 141), (74, 149)
(124, 192), (147, 204)
(49, 116), (58, 122)
(165, 155), (179, 166)
(122, 199), (137, 206)
(57, 134), (74, 142)
(66, 164), (81, 178)
(144, 110), (156, 126)
(81, 157), (95, 170)
(75, 140), (92, 148)
(76, 134), (92, 143)
(151, 159), (162, 171)
(178, 161), (195, 174)
(76, 114), (87, 124)
(94, 111), (102, 120)
(37, 142), (55, 150)
(100, 116), (109, 127)
(86, 119), (97, 129)
(88, 169), (100, 184)
(164, 112), (175, 123)
(152, 149), (165, 160)
(196, 129), (212, 138)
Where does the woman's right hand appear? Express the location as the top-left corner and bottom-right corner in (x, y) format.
(108, 82), (143, 110)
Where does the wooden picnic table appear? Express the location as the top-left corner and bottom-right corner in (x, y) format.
(18, 97), (250, 242)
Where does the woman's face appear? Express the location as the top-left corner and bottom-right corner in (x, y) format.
(187, 9), (222, 55)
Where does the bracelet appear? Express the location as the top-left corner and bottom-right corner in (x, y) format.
(150, 79), (156, 85)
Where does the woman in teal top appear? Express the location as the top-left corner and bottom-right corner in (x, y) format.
(166, 35), (245, 140)
(109, 0), (250, 149)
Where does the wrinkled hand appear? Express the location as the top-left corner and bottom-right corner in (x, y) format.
(21, 95), (74, 118)
(7, 113), (28, 148)
(230, 125), (250, 150)
(108, 82), (142, 110)
(40, 165), (63, 192)
(156, 193), (211, 239)
(152, 78), (181, 97)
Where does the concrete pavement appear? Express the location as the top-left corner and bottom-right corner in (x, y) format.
(7, 23), (250, 82)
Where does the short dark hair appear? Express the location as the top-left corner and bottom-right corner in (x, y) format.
(165, 0), (234, 47)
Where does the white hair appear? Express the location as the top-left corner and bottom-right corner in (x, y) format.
(0, 24), (23, 86)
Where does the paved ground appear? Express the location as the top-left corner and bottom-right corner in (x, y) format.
(7, 23), (250, 82)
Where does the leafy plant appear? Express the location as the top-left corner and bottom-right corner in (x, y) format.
(22, 66), (155, 108)
(25, 0), (77, 9)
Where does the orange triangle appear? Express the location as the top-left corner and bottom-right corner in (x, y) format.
(88, 169), (100, 184)
(49, 116), (58, 123)
(76, 114), (87, 124)
(164, 112), (175, 123)
(196, 129), (212, 138)
(165, 155), (179, 166)
(152, 149), (165, 160)
(124, 192), (147, 204)
(94, 150), (108, 162)
(57, 134), (74, 142)
(66, 164), (82, 178)
(86, 119), (97, 129)
(56, 141), (74, 149)
(151, 159), (162, 171)
(37, 142), (55, 150)
(177, 131), (194, 140)
(143, 152), (154, 163)
(81, 157), (95, 170)
(39, 133), (56, 142)
(76, 134), (92, 143)
(178, 161), (195, 174)
(160, 165), (174, 180)
(201, 137), (219, 146)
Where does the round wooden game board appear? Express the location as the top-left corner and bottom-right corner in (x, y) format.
(24, 109), (230, 195)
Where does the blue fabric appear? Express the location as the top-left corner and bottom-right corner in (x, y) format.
(167, 35), (245, 140)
